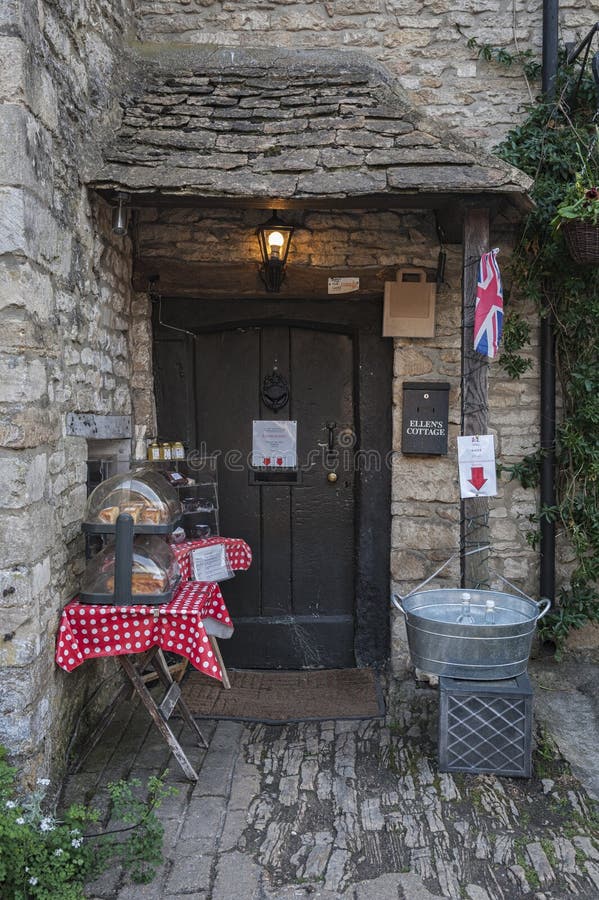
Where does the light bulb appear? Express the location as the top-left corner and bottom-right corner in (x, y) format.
(267, 230), (285, 259)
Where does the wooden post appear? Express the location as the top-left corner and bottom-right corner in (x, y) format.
(461, 206), (491, 588)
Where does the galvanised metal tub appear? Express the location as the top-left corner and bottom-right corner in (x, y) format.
(392, 588), (551, 680)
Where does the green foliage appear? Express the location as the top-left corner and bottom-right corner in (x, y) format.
(494, 53), (599, 653)
(461, 32), (542, 80)
(497, 450), (542, 490)
(499, 309), (533, 378)
(552, 171), (599, 226)
(104, 776), (175, 884)
(0, 746), (176, 899)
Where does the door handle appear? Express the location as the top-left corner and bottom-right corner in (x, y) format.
(326, 422), (337, 452)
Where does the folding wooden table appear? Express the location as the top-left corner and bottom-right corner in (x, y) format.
(56, 581), (233, 781)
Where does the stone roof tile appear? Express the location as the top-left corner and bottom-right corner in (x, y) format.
(87, 46), (532, 206)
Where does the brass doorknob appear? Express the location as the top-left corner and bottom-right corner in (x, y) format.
(327, 472), (338, 483)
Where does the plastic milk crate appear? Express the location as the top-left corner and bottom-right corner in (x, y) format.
(438, 674), (533, 778)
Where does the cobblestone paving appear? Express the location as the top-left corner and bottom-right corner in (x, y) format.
(66, 679), (599, 900)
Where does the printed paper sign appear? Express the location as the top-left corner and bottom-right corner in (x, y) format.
(191, 545), (234, 583)
(328, 277), (360, 295)
(457, 434), (497, 498)
(252, 420), (297, 468)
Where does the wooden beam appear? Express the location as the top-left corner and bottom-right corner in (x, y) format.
(461, 206), (491, 589)
(133, 258), (401, 300)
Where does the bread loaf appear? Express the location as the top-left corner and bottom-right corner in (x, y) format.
(98, 506), (119, 524)
(105, 572), (167, 594)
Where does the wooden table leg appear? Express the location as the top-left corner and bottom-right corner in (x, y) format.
(208, 636), (231, 690)
(152, 650), (209, 749)
(119, 654), (199, 782)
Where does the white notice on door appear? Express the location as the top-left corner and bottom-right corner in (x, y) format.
(457, 434), (498, 498)
(252, 420), (297, 468)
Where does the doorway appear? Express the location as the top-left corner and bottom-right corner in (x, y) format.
(153, 298), (392, 669)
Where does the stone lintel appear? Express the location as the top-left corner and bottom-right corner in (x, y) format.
(65, 413), (132, 439)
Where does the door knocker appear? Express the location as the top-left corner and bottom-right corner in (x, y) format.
(261, 361), (289, 412)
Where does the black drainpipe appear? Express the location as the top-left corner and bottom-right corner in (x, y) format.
(540, 0), (559, 601)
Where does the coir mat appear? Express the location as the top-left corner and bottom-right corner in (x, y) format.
(179, 667), (385, 723)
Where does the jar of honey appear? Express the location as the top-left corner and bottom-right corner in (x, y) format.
(147, 440), (161, 461)
(172, 441), (185, 460)
(161, 442), (172, 461)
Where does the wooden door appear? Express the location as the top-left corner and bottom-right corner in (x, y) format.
(193, 325), (356, 668)
(153, 296), (392, 671)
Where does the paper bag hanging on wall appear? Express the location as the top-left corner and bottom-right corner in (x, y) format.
(382, 268), (436, 337)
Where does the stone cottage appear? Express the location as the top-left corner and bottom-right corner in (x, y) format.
(0, 1), (595, 781)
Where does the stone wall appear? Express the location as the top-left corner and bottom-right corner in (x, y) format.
(132, 0), (596, 148)
(0, 0), (135, 782)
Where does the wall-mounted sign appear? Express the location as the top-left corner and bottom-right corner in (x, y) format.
(252, 420), (297, 468)
(401, 382), (449, 455)
(328, 277), (360, 294)
(457, 434), (497, 498)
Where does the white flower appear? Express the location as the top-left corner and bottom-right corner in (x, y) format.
(70, 828), (80, 836)
(5, 800), (16, 809)
(36, 777), (50, 786)
(54, 848), (64, 857)
(39, 816), (55, 832)
(29, 877), (38, 886)
(15, 817), (25, 825)
(71, 837), (83, 848)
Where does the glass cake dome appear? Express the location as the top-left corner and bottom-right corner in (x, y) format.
(83, 467), (181, 533)
(80, 535), (180, 604)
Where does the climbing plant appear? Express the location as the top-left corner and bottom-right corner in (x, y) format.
(458, 29), (599, 649)
(492, 54), (599, 653)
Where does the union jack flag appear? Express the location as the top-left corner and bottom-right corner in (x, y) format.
(474, 248), (503, 358)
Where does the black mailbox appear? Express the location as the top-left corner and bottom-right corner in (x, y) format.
(402, 382), (450, 455)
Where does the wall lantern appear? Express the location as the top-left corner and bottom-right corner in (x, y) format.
(111, 191), (130, 236)
(257, 211), (294, 292)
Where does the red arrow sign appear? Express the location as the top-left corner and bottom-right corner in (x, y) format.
(468, 466), (487, 491)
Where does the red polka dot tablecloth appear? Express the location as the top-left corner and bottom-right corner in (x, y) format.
(172, 537), (252, 582)
(55, 581), (233, 681)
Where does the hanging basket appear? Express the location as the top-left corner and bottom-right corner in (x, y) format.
(562, 220), (599, 265)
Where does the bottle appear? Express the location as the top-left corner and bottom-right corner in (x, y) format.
(172, 441), (185, 460)
(484, 599), (496, 625)
(161, 442), (172, 461)
(457, 592), (475, 625)
(147, 439), (161, 462)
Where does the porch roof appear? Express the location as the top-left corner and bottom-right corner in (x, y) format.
(86, 46), (533, 215)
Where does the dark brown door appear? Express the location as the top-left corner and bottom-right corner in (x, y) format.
(193, 325), (356, 668)
(154, 296), (392, 671)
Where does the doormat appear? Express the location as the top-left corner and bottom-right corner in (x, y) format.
(179, 668), (385, 723)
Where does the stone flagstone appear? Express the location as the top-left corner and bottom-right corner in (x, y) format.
(74, 677), (599, 899)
